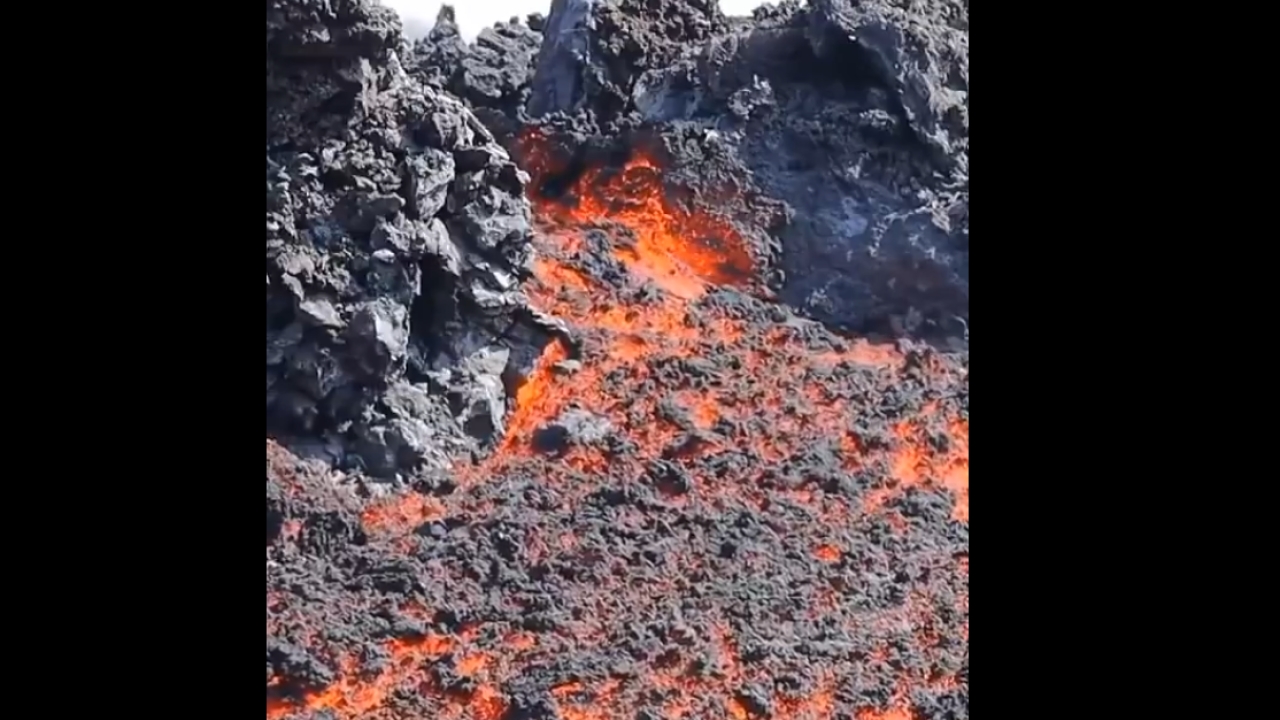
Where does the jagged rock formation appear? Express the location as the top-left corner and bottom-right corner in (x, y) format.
(407, 8), (545, 145)
(265, 0), (969, 484)
(268, 3), (969, 717)
(266, 0), (558, 480)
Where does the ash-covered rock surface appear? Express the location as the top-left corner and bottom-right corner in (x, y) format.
(266, 0), (559, 480)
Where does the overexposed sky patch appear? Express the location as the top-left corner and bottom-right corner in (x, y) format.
(381, 0), (774, 41)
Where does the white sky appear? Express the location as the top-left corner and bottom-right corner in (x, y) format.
(381, 0), (773, 41)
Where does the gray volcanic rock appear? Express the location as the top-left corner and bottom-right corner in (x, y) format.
(522, 0), (969, 343)
(406, 7), (544, 145)
(267, 4), (970, 719)
(266, 0), (556, 480)
(266, 0), (970, 476)
(527, 0), (727, 123)
(810, 0), (969, 171)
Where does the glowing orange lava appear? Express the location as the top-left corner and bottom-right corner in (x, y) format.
(270, 135), (968, 719)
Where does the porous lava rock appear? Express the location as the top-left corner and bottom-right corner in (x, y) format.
(267, 0), (560, 480)
(406, 7), (545, 146)
(268, 1), (969, 719)
(521, 0), (969, 344)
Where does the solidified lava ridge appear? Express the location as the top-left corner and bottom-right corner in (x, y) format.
(267, 134), (969, 720)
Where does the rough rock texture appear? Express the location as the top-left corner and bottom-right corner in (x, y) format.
(528, 0), (728, 122)
(267, 0), (558, 479)
(268, 1), (969, 719)
(520, 0), (968, 342)
(407, 8), (545, 146)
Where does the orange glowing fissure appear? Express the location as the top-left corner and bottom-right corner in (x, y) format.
(269, 139), (968, 719)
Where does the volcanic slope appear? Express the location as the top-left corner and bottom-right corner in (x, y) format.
(267, 128), (969, 719)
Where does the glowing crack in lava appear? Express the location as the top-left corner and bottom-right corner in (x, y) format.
(267, 135), (969, 720)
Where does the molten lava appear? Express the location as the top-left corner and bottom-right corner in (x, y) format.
(267, 137), (969, 720)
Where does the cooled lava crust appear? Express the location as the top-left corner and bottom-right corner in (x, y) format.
(267, 133), (970, 720)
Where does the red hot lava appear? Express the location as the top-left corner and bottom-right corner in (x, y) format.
(267, 135), (969, 720)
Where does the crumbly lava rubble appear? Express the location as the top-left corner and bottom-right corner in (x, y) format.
(267, 1), (968, 718)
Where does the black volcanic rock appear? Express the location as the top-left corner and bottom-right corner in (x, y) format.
(517, 0), (969, 343)
(266, 0), (558, 479)
(266, 3), (969, 717)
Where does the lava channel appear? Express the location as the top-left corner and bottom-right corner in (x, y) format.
(267, 137), (969, 720)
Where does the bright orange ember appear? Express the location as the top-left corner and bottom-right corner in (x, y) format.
(269, 135), (969, 720)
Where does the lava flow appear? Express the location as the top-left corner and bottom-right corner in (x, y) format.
(267, 138), (969, 720)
